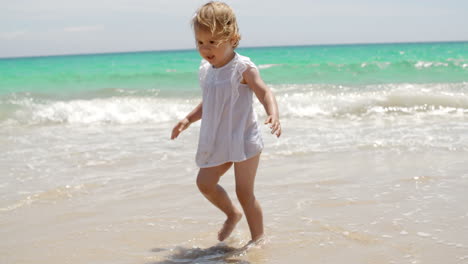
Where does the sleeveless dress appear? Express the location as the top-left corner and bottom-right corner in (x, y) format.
(196, 53), (263, 168)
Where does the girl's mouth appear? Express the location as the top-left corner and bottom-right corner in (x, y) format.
(207, 55), (215, 60)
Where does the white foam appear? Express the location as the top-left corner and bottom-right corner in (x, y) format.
(3, 83), (468, 153)
(7, 82), (464, 126)
(415, 61), (449, 69)
(271, 83), (468, 119)
(258, 64), (281, 70)
(8, 97), (197, 125)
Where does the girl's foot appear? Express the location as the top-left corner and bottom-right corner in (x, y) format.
(218, 212), (242, 241)
(248, 234), (266, 246)
(240, 235), (266, 251)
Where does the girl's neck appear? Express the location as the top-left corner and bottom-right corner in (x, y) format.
(213, 51), (236, 69)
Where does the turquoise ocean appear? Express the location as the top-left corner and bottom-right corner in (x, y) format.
(2, 42), (468, 264)
(1, 42), (467, 125)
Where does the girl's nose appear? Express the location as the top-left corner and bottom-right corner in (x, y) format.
(199, 45), (210, 51)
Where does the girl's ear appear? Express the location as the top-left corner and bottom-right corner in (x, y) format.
(231, 36), (240, 47)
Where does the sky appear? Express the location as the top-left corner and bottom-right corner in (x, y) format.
(1, 0), (467, 58)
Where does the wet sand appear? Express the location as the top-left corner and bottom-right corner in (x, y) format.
(2, 145), (468, 264)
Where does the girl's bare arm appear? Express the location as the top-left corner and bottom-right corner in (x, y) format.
(171, 101), (202, 139)
(243, 68), (281, 137)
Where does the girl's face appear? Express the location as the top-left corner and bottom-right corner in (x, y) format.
(195, 29), (236, 68)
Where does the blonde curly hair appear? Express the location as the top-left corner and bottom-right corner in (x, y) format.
(192, 1), (241, 48)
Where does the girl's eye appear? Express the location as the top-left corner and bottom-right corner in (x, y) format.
(209, 41), (216, 45)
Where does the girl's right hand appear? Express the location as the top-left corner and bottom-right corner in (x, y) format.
(171, 118), (191, 140)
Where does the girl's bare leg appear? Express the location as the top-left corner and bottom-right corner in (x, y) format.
(196, 162), (243, 241)
(234, 153), (264, 241)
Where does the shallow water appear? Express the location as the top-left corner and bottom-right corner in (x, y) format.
(1, 121), (468, 263)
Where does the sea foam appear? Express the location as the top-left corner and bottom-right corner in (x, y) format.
(1, 96), (196, 125)
(274, 82), (468, 119)
(1, 82), (467, 126)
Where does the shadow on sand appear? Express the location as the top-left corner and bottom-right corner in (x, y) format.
(147, 242), (255, 264)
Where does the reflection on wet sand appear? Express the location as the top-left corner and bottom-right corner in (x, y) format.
(148, 240), (263, 264)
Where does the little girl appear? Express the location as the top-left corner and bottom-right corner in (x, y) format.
(171, 1), (281, 243)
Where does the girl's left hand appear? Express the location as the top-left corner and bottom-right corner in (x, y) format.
(264, 115), (281, 138)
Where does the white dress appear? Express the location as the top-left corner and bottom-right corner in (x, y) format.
(196, 53), (264, 168)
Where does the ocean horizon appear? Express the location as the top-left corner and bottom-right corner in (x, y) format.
(1, 40), (466, 59)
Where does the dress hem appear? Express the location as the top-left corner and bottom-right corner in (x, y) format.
(196, 149), (263, 168)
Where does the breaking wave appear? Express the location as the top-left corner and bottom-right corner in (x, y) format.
(0, 82), (467, 126)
